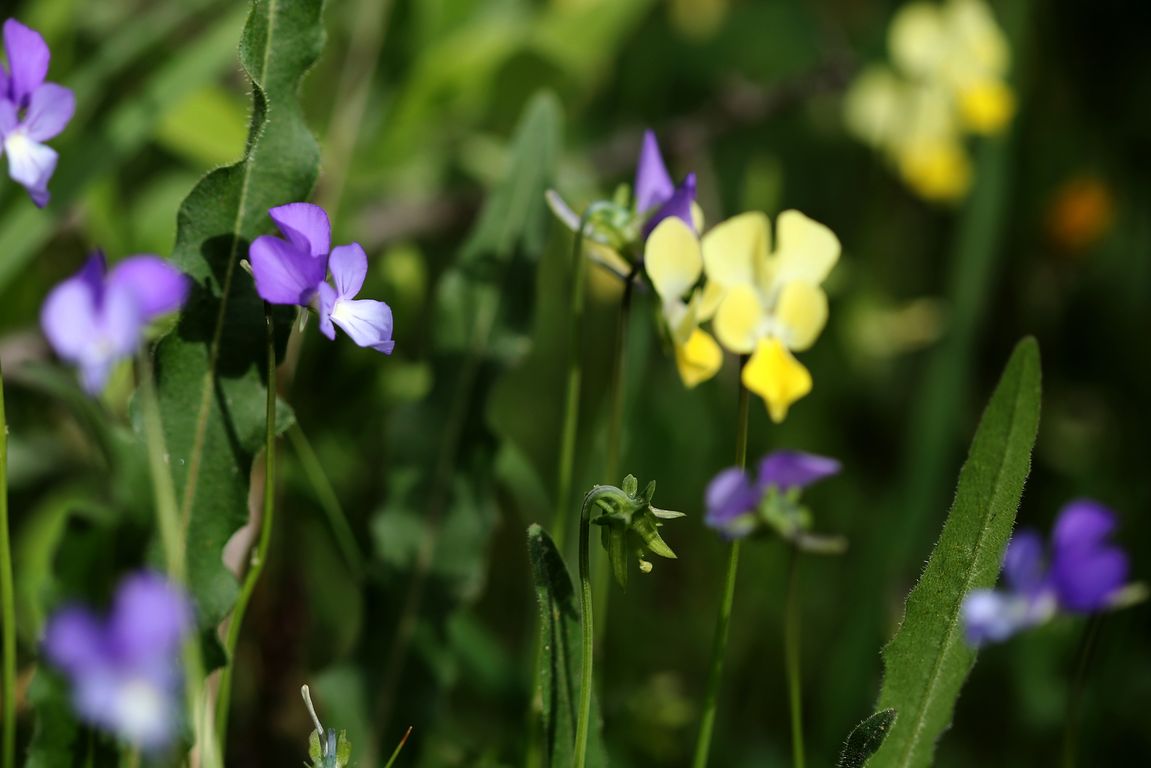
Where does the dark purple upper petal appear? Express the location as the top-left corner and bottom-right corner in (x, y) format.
(756, 451), (841, 492)
(22, 82), (74, 142)
(328, 243), (367, 300)
(634, 130), (675, 216)
(249, 234), (327, 305)
(1052, 499), (1117, 554)
(269, 202), (330, 258)
(108, 256), (189, 320)
(3, 19), (49, 106)
(1052, 546), (1128, 613)
(1002, 529), (1047, 596)
(108, 572), (193, 664)
(705, 467), (758, 528)
(643, 172), (697, 237)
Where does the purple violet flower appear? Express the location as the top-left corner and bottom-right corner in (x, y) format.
(40, 252), (189, 393)
(963, 499), (1131, 647)
(42, 572), (194, 751)
(705, 450), (841, 538)
(249, 202), (395, 354)
(0, 19), (75, 207)
(634, 130), (697, 236)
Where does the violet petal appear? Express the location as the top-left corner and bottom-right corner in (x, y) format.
(269, 202), (330, 258)
(633, 129), (674, 216)
(756, 450), (841, 492)
(705, 467), (758, 528)
(1002, 530), (1047, 596)
(328, 242), (368, 299)
(3, 19), (49, 105)
(22, 82), (74, 142)
(109, 256), (189, 320)
(249, 234), (326, 305)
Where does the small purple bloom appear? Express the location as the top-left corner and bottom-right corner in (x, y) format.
(249, 202), (396, 354)
(634, 130), (697, 236)
(40, 252), (189, 393)
(705, 450), (840, 539)
(42, 572), (193, 751)
(757, 451), (842, 493)
(963, 499), (1130, 647)
(316, 243), (395, 354)
(249, 202), (331, 305)
(0, 19), (75, 207)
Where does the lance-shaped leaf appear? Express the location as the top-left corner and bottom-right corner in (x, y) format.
(866, 338), (1041, 767)
(839, 709), (896, 768)
(152, 0), (324, 637)
(528, 525), (607, 767)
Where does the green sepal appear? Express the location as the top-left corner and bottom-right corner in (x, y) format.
(308, 730), (322, 764)
(604, 526), (629, 590)
(334, 730), (352, 767)
(632, 515), (676, 560)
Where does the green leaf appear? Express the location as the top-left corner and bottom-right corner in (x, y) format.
(153, 0), (323, 636)
(839, 709), (896, 768)
(460, 91), (561, 267)
(527, 524), (607, 767)
(866, 337), (1042, 768)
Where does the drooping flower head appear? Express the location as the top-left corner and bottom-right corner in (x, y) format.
(705, 450), (843, 548)
(0, 19), (75, 206)
(963, 499), (1131, 647)
(40, 252), (189, 393)
(42, 572), (194, 751)
(249, 202), (395, 354)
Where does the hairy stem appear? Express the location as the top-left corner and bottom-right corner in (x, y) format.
(215, 311), (278, 755)
(692, 361), (750, 768)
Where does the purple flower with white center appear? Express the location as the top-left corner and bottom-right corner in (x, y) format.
(634, 130), (697, 236)
(42, 572), (194, 751)
(963, 499), (1131, 647)
(249, 202), (395, 354)
(705, 450), (841, 540)
(0, 19), (75, 207)
(317, 243), (395, 353)
(40, 251), (189, 393)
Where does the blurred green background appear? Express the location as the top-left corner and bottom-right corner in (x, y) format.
(1, 0), (1148, 765)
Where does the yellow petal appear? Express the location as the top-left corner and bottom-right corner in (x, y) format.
(899, 139), (971, 201)
(775, 282), (828, 351)
(701, 211), (770, 289)
(773, 210), (840, 286)
(958, 79), (1015, 135)
(696, 279), (725, 321)
(844, 66), (907, 150)
(945, 0), (1010, 77)
(742, 338), (812, 423)
(691, 201), (706, 233)
(889, 2), (946, 79)
(675, 328), (723, 388)
(713, 283), (764, 354)
(645, 217), (702, 300)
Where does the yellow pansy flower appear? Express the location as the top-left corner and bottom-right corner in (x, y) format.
(645, 217), (722, 387)
(698, 210), (839, 421)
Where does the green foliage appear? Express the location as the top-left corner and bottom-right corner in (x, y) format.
(153, 0), (323, 637)
(867, 338), (1042, 768)
(527, 524), (606, 767)
(838, 709), (896, 768)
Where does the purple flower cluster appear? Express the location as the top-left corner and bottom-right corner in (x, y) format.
(42, 572), (194, 750)
(633, 130), (697, 236)
(0, 19), (74, 206)
(963, 499), (1130, 647)
(706, 450), (841, 539)
(249, 202), (395, 353)
(40, 252), (189, 393)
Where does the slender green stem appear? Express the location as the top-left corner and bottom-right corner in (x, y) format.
(552, 207), (600, 554)
(287, 424), (364, 578)
(383, 726), (413, 768)
(784, 546), (805, 768)
(136, 352), (218, 768)
(1062, 614), (1103, 768)
(572, 486), (625, 768)
(605, 264), (639, 485)
(216, 311), (278, 755)
(0, 364), (15, 768)
(691, 362), (750, 768)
